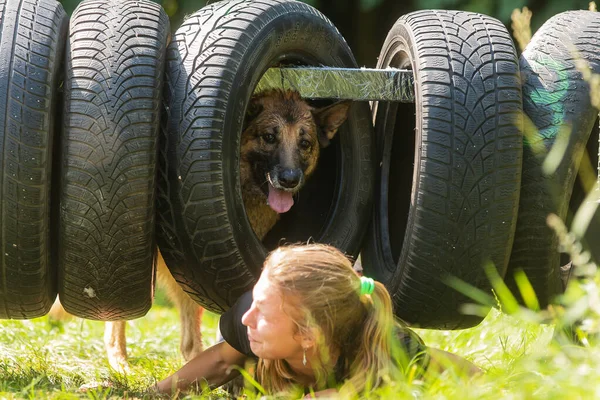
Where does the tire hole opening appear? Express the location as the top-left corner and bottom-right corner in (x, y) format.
(241, 62), (342, 252)
(383, 101), (416, 265)
(379, 52), (416, 269)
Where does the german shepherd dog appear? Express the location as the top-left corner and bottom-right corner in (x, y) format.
(50, 89), (351, 372)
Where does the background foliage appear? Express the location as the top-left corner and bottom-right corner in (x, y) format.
(59, 0), (594, 65)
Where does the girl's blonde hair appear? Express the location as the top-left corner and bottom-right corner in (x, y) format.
(256, 243), (396, 396)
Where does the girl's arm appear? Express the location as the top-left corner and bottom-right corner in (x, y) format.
(156, 341), (248, 394)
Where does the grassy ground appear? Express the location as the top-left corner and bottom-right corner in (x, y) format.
(2, 284), (600, 399)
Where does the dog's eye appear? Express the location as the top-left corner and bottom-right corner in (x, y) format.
(262, 133), (277, 144)
(300, 139), (312, 150)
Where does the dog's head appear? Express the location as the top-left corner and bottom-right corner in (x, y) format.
(240, 89), (351, 214)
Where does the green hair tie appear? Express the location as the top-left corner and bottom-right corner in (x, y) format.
(359, 276), (375, 296)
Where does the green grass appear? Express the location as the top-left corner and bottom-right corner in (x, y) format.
(0, 291), (221, 399)
(1, 286), (600, 399)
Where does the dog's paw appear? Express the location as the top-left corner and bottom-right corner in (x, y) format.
(107, 354), (131, 374)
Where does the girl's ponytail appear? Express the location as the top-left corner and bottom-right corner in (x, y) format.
(342, 280), (396, 396)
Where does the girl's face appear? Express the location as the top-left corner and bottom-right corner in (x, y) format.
(241, 275), (305, 361)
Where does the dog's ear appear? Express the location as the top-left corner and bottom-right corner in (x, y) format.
(243, 99), (264, 132)
(313, 100), (352, 148)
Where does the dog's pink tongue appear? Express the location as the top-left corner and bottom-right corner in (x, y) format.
(268, 184), (294, 213)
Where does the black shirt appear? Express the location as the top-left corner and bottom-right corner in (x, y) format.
(219, 290), (429, 375)
(219, 291), (255, 357)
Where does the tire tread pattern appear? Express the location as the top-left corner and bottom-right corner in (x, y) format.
(59, 0), (169, 320)
(0, 0), (67, 319)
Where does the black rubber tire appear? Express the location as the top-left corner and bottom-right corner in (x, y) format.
(156, 0), (375, 313)
(58, 0), (169, 320)
(506, 11), (600, 306)
(361, 10), (523, 329)
(0, 0), (67, 319)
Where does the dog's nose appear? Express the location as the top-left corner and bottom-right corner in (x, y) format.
(278, 168), (302, 189)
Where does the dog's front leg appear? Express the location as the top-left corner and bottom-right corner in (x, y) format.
(177, 293), (204, 361)
(104, 321), (129, 373)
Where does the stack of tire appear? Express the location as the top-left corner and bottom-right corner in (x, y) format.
(0, 0), (169, 320)
(0, 0), (597, 331)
